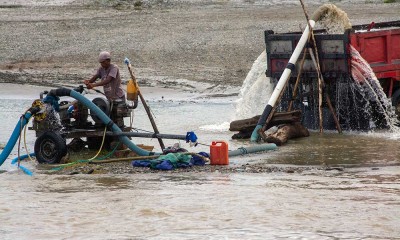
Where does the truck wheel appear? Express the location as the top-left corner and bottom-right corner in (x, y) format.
(34, 132), (67, 164)
(391, 89), (400, 118)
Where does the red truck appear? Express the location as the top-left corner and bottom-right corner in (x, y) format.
(350, 21), (400, 106)
(265, 20), (400, 130)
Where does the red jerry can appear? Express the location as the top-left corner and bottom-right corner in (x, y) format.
(210, 141), (229, 165)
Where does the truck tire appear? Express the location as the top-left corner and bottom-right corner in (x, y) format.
(34, 131), (67, 164)
(391, 89), (400, 118)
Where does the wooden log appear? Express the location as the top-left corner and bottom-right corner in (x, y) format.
(230, 115), (261, 132)
(230, 110), (302, 139)
(264, 122), (310, 146)
(230, 110), (302, 131)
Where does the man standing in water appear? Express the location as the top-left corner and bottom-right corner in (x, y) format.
(84, 51), (125, 102)
(84, 51), (127, 127)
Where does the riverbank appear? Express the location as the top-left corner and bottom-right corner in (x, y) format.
(1, 1), (399, 90)
(37, 159), (328, 175)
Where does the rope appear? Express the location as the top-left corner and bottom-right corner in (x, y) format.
(50, 159), (90, 171)
(17, 114), (25, 167)
(49, 143), (121, 171)
(129, 106), (134, 129)
(195, 142), (210, 147)
(131, 127), (153, 133)
(237, 147), (248, 155)
(182, 152), (210, 162)
(86, 101), (114, 161)
(95, 141), (120, 160)
(87, 125), (107, 161)
(23, 122), (34, 161)
(15, 110), (34, 174)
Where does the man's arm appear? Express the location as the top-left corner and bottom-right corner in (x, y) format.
(84, 74), (98, 85)
(90, 75), (113, 88)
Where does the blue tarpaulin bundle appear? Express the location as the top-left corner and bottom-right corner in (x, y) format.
(132, 152), (208, 170)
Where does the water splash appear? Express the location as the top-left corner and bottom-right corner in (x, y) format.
(42, 103), (63, 131)
(234, 50), (273, 120)
(336, 45), (399, 131)
(199, 122), (230, 132)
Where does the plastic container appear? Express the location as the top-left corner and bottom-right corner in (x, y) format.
(210, 141), (229, 165)
(127, 79), (138, 101)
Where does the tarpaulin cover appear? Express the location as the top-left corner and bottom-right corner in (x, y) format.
(132, 152), (208, 170)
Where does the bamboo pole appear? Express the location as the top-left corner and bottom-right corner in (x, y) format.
(299, 0), (343, 134)
(325, 95), (342, 133)
(307, 49), (343, 133)
(288, 42), (309, 112)
(299, 0), (324, 133)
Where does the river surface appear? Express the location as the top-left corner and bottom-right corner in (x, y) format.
(0, 83), (399, 239)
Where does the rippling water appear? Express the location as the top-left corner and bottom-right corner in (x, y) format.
(1, 84), (399, 239)
(1, 170), (399, 239)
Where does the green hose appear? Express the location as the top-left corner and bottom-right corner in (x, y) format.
(229, 143), (277, 157)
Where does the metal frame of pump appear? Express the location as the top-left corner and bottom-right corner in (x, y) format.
(31, 86), (135, 164)
(29, 87), (197, 165)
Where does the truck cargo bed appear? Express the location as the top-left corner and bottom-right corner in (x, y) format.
(264, 20), (400, 131)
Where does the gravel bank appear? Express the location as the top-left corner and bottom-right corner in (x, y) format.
(0, 1), (399, 89)
(37, 159), (332, 175)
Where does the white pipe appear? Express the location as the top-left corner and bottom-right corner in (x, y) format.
(251, 20), (316, 142)
(267, 20), (315, 107)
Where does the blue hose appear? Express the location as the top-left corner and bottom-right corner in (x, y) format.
(11, 153), (35, 165)
(0, 112), (33, 167)
(69, 90), (160, 156)
(250, 125), (263, 142)
(10, 153), (35, 176)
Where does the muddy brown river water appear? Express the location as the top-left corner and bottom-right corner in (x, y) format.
(0, 83), (399, 239)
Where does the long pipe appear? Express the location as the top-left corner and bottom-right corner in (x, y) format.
(0, 108), (39, 167)
(103, 131), (187, 140)
(250, 20), (316, 142)
(48, 88), (161, 156)
(229, 143), (277, 157)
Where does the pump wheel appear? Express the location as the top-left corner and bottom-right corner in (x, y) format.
(34, 131), (67, 164)
(90, 97), (110, 124)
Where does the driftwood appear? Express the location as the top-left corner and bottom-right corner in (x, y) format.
(230, 110), (302, 139)
(264, 122), (309, 146)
